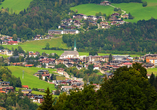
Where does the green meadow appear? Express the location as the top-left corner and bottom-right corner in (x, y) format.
(147, 68), (157, 75)
(71, 0), (157, 22)
(71, 4), (114, 16)
(7, 66), (57, 91)
(0, 0), (33, 13)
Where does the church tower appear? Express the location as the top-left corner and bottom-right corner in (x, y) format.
(74, 38), (77, 51)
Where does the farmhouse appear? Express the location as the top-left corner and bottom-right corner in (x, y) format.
(48, 29), (79, 35)
(100, 1), (111, 5)
(122, 13), (129, 19)
(8, 41), (18, 45)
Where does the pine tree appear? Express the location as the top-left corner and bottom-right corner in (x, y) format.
(38, 88), (54, 110)
(109, 54), (112, 62)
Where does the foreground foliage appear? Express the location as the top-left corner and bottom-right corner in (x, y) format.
(39, 63), (157, 110)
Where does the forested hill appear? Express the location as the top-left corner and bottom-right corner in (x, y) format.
(0, 0), (104, 40)
(63, 19), (157, 53)
(0, 0), (71, 40)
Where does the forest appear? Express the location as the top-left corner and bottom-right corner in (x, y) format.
(63, 19), (157, 53)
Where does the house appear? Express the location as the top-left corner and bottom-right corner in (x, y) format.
(146, 56), (157, 66)
(22, 89), (32, 94)
(57, 68), (64, 75)
(122, 62), (132, 68)
(55, 59), (69, 65)
(111, 21), (117, 25)
(33, 96), (44, 103)
(93, 65), (100, 70)
(60, 51), (79, 59)
(22, 85), (29, 89)
(1, 81), (10, 86)
(88, 15), (97, 21)
(29, 52), (40, 58)
(105, 73), (114, 79)
(8, 41), (18, 45)
(42, 74), (50, 80)
(100, 1), (111, 5)
(34, 35), (41, 40)
(48, 29), (79, 35)
(122, 13), (129, 19)
(25, 64), (34, 67)
(34, 70), (49, 76)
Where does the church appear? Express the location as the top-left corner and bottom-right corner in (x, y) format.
(60, 38), (79, 59)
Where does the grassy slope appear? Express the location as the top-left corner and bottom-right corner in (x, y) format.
(7, 66), (56, 91)
(5, 38), (67, 55)
(5, 38), (140, 57)
(0, 0), (33, 13)
(71, 4), (114, 16)
(70, 0), (157, 22)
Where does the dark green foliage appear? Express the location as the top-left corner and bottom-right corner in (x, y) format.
(38, 87), (54, 110)
(109, 54), (112, 62)
(18, 46), (24, 53)
(39, 74), (42, 80)
(128, 12), (134, 19)
(142, 1), (147, 7)
(45, 43), (50, 50)
(0, 91), (38, 110)
(45, 76), (47, 81)
(13, 49), (18, 56)
(63, 19), (157, 53)
(55, 64), (66, 69)
(88, 64), (94, 74)
(50, 74), (56, 80)
(89, 51), (98, 56)
(149, 73), (155, 86)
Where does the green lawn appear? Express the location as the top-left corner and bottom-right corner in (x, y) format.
(0, 0), (33, 13)
(71, 4), (114, 16)
(7, 66), (56, 91)
(147, 68), (157, 75)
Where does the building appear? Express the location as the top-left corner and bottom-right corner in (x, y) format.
(60, 38), (79, 59)
(48, 29), (79, 35)
(146, 56), (157, 66)
(100, 1), (111, 5)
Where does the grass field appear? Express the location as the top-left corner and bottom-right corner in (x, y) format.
(7, 66), (57, 91)
(0, 0), (33, 13)
(0, 54), (10, 58)
(71, 0), (157, 22)
(71, 4), (114, 16)
(4, 38), (141, 57)
(5, 38), (68, 55)
(147, 68), (157, 75)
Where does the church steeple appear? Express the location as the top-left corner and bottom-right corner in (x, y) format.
(74, 38), (77, 51)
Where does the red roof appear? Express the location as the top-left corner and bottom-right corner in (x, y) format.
(22, 85), (29, 88)
(123, 63), (132, 65)
(42, 74), (50, 76)
(25, 64), (34, 67)
(8, 41), (18, 44)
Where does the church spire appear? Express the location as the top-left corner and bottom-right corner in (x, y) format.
(74, 38), (77, 51)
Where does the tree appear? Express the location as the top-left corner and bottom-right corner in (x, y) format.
(97, 19), (102, 23)
(100, 63), (157, 110)
(39, 74), (42, 80)
(45, 43), (50, 50)
(128, 12), (134, 19)
(88, 64), (94, 74)
(142, 1), (147, 7)
(13, 49), (18, 56)
(149, 73), (155, 87)
(109, 54), (112, 62)
(45, 76), (47, 81)
(38, 88), (54, 110)
(89, 51), (98, 56)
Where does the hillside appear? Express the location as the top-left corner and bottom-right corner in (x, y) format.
(8, 66), (56, 91)
(70, 0), (157, 22)
(0, 0), (33, 13)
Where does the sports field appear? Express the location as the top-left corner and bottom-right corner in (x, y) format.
(8, 66), (57, 91)
(0, 0), (32, 13)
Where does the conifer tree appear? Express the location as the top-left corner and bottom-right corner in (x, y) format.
(38, 88), (54, 110)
